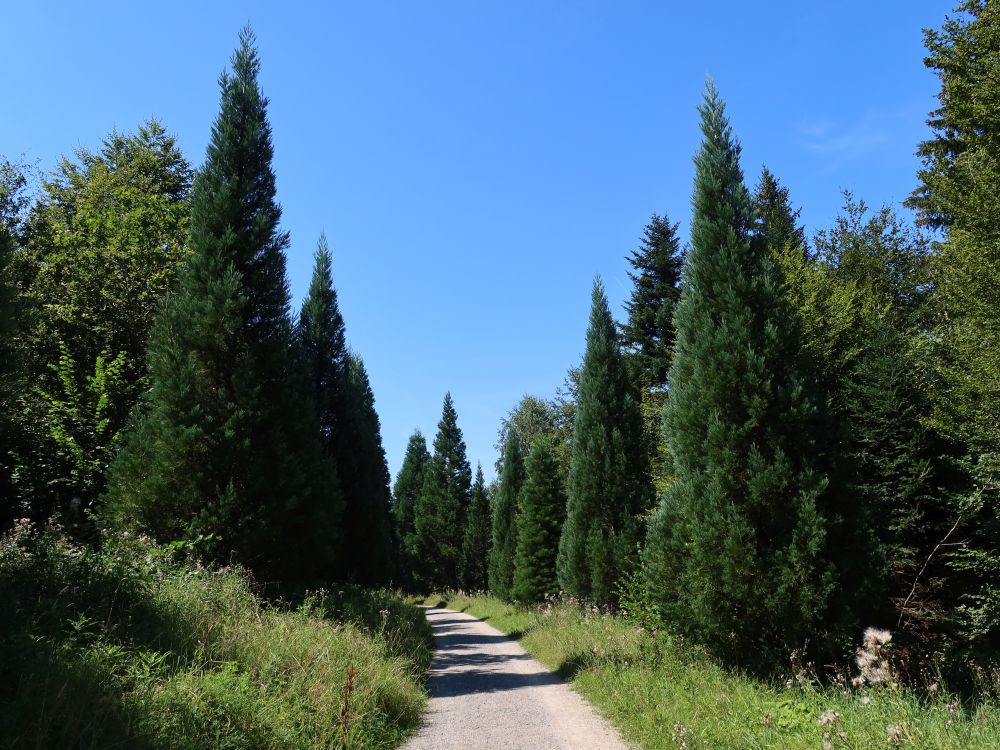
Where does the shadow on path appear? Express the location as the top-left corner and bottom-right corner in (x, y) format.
(422, 608), (564, 698)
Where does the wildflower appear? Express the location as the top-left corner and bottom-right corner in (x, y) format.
(862, 696), (871, 705)
(886, 724), (904, 745)
(854, 627), (896, 687)
(818, 710), (840, 726)
(671, 722), (689, 749)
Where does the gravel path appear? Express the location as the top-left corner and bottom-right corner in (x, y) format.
(403, 606), (632, 750)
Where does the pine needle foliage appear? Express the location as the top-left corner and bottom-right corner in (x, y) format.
(558, 278), (651, 605)
(104, 28), (336, 588)
(644, 83), (852, 669)
(512, 437), (566, 603)
(393, 430), (430, 584)
(460, 464), (491, 591)
(907, 0), (1000, 648)
(622, 213), (684, 389)
(413, 392), (471, 590)
(489, 433), (525, 600)
(338, 353), (394, 585)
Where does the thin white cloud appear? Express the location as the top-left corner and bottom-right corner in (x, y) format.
(795, 110), (910, 171)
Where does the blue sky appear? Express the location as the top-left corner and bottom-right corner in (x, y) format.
(4, 1), (946, 481)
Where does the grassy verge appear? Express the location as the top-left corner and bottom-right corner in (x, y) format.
(428, 593), (1000, 750)
(0, 520), (432, 750)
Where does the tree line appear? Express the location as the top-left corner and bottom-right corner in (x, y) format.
(399, 1), (1000, 679)
(1, 29), (395, 592)
(3, 3), (998, 682)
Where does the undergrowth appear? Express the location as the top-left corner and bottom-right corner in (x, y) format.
(0, 519), (432, 749)
(428, 592), (1000, 750)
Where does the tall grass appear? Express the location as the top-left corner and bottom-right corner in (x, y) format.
(0, 520), (432, 749)
(430, 593), (1000, 750)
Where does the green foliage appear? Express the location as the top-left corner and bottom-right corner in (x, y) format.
(621, 214), (683, 493)
(104, 29), (335, 588)
(622, 213), (684, 389)
(907, 1), (1000, 648)
(0, 159), (29, 522)
(298, 238), (394, 584)
(798, 197), (967, 651)
(489, 432), (525, 600)
(512, 437), (566, 603)
(0, 521), (432, 749)
(644, 84), (857, 669)
(392, 430), (430, 585)
(558, 278), (651, 605)
(299, 234), (348, 451)
(412, 393), (471, 589)
(13, 344), (129, 522)
(753, 166), (806, 257)
(338, 353), (394, 585)
(494, 394), (560, 474)
(460, 464), (491, 590)
(434, 593), (1000, 750)
(10, 123), (191, 518)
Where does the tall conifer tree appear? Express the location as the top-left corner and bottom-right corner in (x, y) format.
(338, 353), (394, 584)
(299, 234), (347, 449)
(105, 29), (335, 586)
(413, 393), (471, 589)
(393, 430), (429, 580)
(753, 167), (806, 257)
(906, 0), (1000, 643)
(299, 237), (392, 583)
(0, 161), (26, 523)
(643, 84), (852, 668)
(557, 278), (651, 605)
(460, 465), (491, 590)
(488, 433), (525, 599)
(622, 214), (684, 389)
(621, 214), (684, 491)
(512, 437), (566, 603)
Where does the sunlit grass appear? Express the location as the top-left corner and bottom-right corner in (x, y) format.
(0, 522), (432, 749)
(429, 593), (1000, 750)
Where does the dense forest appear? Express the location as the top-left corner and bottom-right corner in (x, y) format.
(2, 2), (1000, 747)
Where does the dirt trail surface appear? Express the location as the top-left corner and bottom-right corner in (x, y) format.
(403, 606), (632, 750)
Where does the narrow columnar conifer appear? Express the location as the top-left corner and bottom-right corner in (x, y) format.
(338, 353), (394, 584)
(393, 430), (430, 580)
(460, 465), (491, 591)
(299, 234), (347, 449)
(413, 393), (471, 589)
(557, 278), (651, 605)
(104, 28), (336, 587)
(488, 433), (525, 600)
(643, 83), (849, 668)
(512, 437), (566, 604)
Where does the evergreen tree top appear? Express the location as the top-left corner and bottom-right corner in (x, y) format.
(622, 213), (684, 387)
(191, 25), (290, 332)
(472, 463), (486, 494)
(688, 82), (756, 294)
(300, 234), (348, 380)
(754, 166), (806, 254)
(500, 429), (525, 481)
(431, 391), (472, 499)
